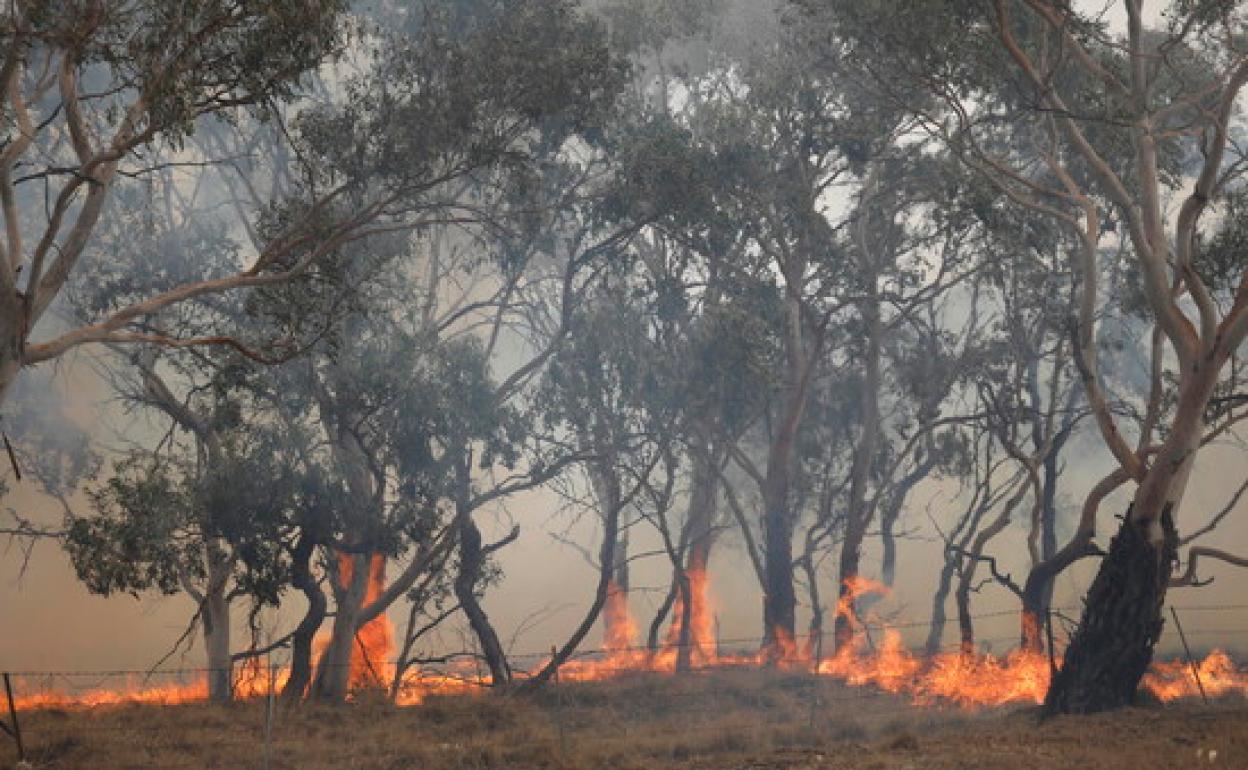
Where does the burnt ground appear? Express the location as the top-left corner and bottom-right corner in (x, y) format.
(2, 669), (1245, 769)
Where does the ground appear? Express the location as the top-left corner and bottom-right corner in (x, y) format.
(2, 669), (1245, 769)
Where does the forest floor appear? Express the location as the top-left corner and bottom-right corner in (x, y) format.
(2, 668), (1245, 770)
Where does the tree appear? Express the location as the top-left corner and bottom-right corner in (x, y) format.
(806, 0), (1248, 712)
(0, 1), (351, 401)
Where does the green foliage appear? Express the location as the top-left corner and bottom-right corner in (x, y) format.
(19, 0), (346, 144)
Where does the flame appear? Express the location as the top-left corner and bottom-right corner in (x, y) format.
(1143, 650), (1248, 701)
(603, 580), (637, 656)
(336, 552), (396, 690)
(13, 566), (1248, 710)
(662, 566), (717, 665)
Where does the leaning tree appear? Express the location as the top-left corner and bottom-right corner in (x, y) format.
(805, 0), (1248, 712)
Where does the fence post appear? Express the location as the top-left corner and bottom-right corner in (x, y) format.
(1169, 606), (1209, 705)
(2, 672), (26, 764)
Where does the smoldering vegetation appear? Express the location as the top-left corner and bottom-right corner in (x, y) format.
(2, 1), (1248, 756)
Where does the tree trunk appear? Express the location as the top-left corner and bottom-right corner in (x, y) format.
(603, 529), (632, 653)
(923, 557), (957, 656)
(519, 457), (623, 692)
(647, 576), (679, 652)
(283, 534), (326, 701)
(800, 554), (823, 663)
(762, 492), (797, 659)
(1044, 507), (1178, 714)
(312, 549), (370, 701)
(455, 510), (512, 686)
(833, 531), (864, 652)
(835, 291), (882, 653)
(674, 449), (717, 669)
(203, 576), (232, 703)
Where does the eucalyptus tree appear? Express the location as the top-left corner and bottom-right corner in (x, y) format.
(523, 284), (681, 687)
(805, 0), (1248, 711)
(0, 1), (354, 402)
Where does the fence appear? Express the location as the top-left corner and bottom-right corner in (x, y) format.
(2, 604), (1247, 769)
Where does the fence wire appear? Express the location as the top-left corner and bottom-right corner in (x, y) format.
(2, 603), (1246, 768)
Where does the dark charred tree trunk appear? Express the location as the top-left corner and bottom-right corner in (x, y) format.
(603, 528), (632, 650)
(762, 496), (797, 657)
(924, 557), (957, 656)
(1044, 507), (1178, 715)
(283, 534), (326, 701)
(833, 529), (864, 652)
(800, 553), (823, 662)
(519, 457), (623, 692)
(675, 449), (717, 670)
(648, 575), (679, 652)
(455, 510), (512, 687)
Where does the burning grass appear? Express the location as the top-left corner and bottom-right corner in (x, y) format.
(3, 669), (1247, 770)
(12, 571), (1248, 711)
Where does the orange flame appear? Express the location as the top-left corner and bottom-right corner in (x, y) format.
(603, 580), (637, 656)
(337, 552), (396, 690)
(662, 566), (717, 665)
(13, 567), (1248, 710)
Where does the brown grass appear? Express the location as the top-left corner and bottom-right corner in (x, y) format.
(3, 668), (1246, 769)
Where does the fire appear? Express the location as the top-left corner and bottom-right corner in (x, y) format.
(1143, 650), (1248, 701)
(12, 566), (1248, 711)
(336, 552), (396, 689)
(603, 580), (638, 657)
(662, 566), (717, 665)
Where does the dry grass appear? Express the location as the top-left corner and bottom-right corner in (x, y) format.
(2, 668), (1246, 769)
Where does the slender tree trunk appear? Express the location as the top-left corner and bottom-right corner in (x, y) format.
(801, 554), (823, 662)
(675, 449), (717, 669)
(923, 558), (958, 656)
(762, 477), (797, 658)
(760, 256), (814, 659)
(283, 536), (326, 701)
(834, 529), (865, 652)
(603, 529), (632, 652)
(454, 509), (512, 686)
(835, 295), (881, 652)
(520, 457), (623, 692)
(648, 576), (679, 652)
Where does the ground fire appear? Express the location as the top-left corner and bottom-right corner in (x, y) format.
(11, 569), (1248, 712)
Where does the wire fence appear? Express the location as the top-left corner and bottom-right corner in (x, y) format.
(2, 603), (1247, 768)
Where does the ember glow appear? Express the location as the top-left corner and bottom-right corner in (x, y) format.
(12, 569), (1247, 711)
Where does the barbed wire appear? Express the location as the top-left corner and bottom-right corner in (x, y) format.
(4, 602), (1246, 679)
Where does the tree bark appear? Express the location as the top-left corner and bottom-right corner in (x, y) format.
(203, 569), (232, 703)
(923, 557), (957, 656)
(283, 534), (326, 701)
(312, 550), (370, 701)
(454, 509), (512, 686)
(835, 293), (882, 653)
(762, 486), (797, 658)
(1044, 506), (1178, 714)
(674, 448), (717, 669)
